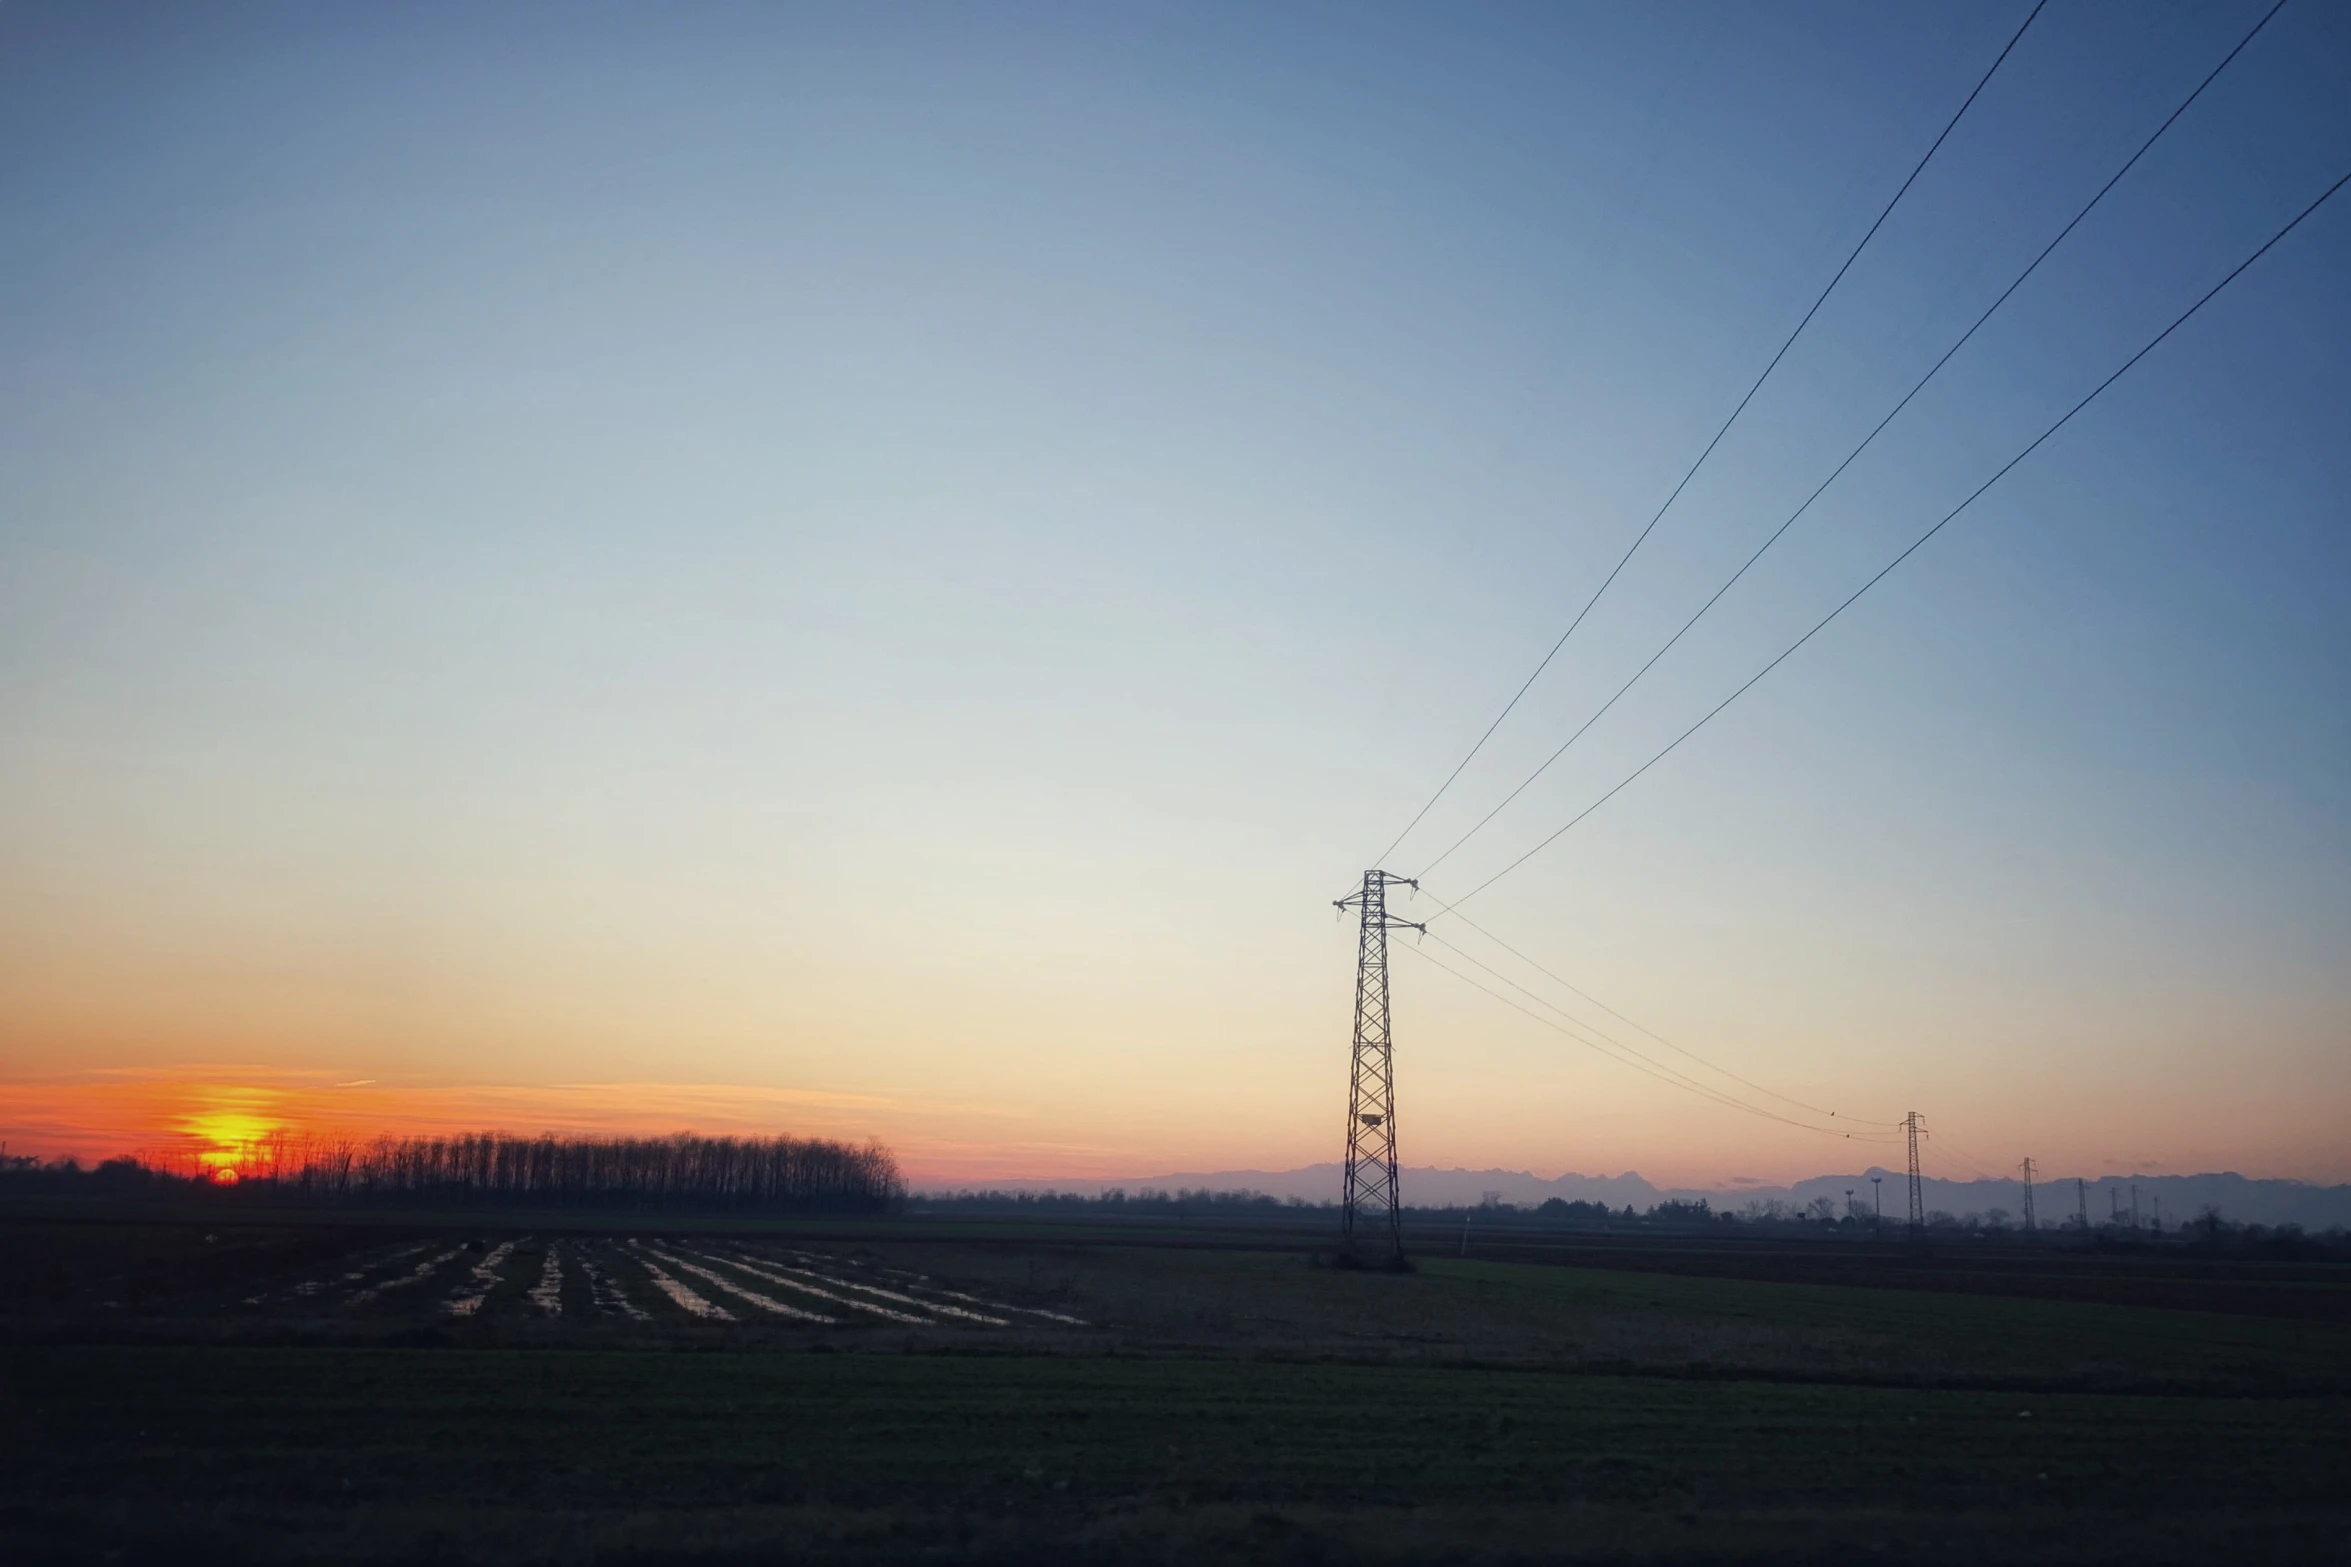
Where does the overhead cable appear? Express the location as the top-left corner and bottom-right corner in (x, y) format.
(1399, 940), (1904, 1141)
(1417, 897), (1890, 1124)
(1926, 1129), (2013, 1183)
(1419, 925), (1897, 1137)
(1440, 161), (2351, 911)
(1367, 0), (2051, 874)
(1413, 0), (2292, 882)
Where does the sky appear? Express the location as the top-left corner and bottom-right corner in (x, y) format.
(3, 1), (2348, 1189)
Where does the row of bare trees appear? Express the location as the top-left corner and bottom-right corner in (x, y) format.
(236, 1131), (902, 1212)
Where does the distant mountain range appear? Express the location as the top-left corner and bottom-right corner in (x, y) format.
(922, 1164), (2351, 1229)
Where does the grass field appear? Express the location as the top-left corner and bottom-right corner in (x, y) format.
(5, 1203), (2348, 1563)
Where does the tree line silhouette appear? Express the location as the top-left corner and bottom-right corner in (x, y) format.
(2, 1132), (902, 1213)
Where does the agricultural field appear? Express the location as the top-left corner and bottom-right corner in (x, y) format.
(4, 1205), (2349, 1563)
(0, 1217), (1093, 1347)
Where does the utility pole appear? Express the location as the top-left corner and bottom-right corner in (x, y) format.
(1334, 869), (1424, 1269)
(1871, 1175), (1883, 1237)
(1904, 1112), (1925, 1242)
(2019, 1157), (2037, 1233)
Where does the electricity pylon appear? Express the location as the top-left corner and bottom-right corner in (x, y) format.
(1904, 1111), (1925, 1241)
(1334, 869), (1425, 1268)
(2019, 1156), (2037, 1232)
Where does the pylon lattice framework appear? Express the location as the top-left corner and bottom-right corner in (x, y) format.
(1904, 1111), (1925, 1239)
(1335, 869), (1424, 1266)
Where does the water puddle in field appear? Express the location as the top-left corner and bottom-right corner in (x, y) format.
(787, 1249), (1088, 1325)
(248, 1242), (431, 1306)
(710, 1249), (986, 1325)
(644, 1246), (835, 1323)
(443, 1239), (520, 1317)
(347, 1246), (463, 1309)
(626, 1246), (735, 1320)
(528, 1244), (565, 1315)
(580, 1246), (651, 1321)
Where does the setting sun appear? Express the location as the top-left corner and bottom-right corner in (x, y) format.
(176, 1097), (286, 1182)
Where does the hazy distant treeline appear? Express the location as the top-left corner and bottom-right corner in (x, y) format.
(3, 1132), (904, 1213)
(918, 1187), (1306, 1213)
(904, 1186), (2345, 1254)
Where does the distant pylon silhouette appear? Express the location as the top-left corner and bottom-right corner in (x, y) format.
(1334, 869), (1424, 1268)
(1904, 1111), (1925, 1241)
(2019, 1156), (2037, 1232)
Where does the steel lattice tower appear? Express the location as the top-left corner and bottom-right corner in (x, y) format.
(1904, 1111), (1925, 1240)
(2019, 1156), (2037, 1232)
(1334, 869), (1424, 1268)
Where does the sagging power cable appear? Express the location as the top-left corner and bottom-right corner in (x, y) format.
(1412, 0), (2291, 883)
(1441, 161), (2351, 912)
(1420, 925), (1896, 1137)
(1400, 940), (1903, 1141)
(1368, 0), (2050, 875)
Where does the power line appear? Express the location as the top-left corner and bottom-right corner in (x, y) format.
(1439, 161), (2351, 912)
(1408, 892), (1890, 1127)
(1401, 936), (1894, 1139)
(1919, 1142), (1996, 1183)
(1928, 1128), (2011, 1183)
(1412, 0), (2291, 883)
(1418, 925), (1896, 1137)
(1368, 0), (2050, 874)
(1398, 939), (1903, 1142)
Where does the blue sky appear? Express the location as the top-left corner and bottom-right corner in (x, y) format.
(3, 2), (2347, 1184)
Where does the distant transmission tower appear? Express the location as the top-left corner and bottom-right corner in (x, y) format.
(2077, 1177), (2088, 1232)
(1334, 869), (1425, 1269)
(2019, 1157), (2037, 1232)
(1904, 1112), (1925, 1241)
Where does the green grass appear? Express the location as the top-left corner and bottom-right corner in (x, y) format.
(4, 1346), (2346, 1564)
(1416, 1257), (2351, 1390)
(11, 1214), (2351, 1562)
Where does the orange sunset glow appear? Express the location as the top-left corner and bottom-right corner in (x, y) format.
(5, 1069), (1068, 1186)
(2, 0), (2347, 1208)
